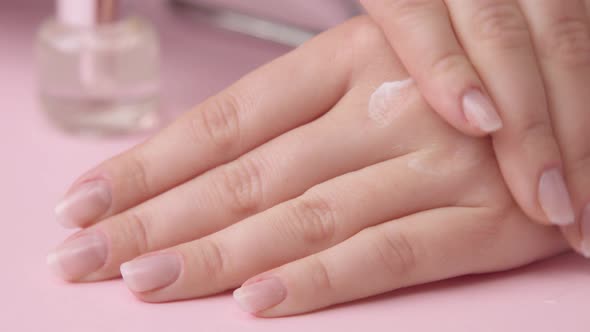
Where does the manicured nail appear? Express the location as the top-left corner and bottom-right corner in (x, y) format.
(55, 179), (111, 228)
(47, 232), (107, 280)
(120, 253), (181, 293)
(538, 168), (575, 226)
(233, 277), (287, 314)
(462, 89), (503, 133)
(581, 204), (590, 258)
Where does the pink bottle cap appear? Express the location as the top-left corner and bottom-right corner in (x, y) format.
(57, 0), (118, 26)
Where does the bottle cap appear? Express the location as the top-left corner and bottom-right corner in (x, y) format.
(57, 0), (119, 26)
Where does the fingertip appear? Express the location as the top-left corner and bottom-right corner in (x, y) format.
(54, 179), (112, 229)
(232, 277), (287, 315)
(462, 88), (503, 134)
(120, 253), (182, 294)
(418, 79), (499, 138)
(54, 201), (83, 229)
(232, 287), (256, 314)
(46, 250), (71, 281)
(538, 168), (576, 226)
(46, 232), (108, 282)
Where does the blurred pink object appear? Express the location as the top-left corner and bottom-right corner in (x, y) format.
(176, 0), (360, 31)
(170, 0), (361, 47)
(1, 1), (589, 332)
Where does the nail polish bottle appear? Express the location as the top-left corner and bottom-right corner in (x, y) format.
(36, 0), (160, 135)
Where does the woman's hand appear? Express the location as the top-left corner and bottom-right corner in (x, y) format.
(48, 17), (567, 316)
(361, 0), (590, 256)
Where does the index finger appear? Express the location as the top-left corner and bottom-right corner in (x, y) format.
(54, 29), (353, 228)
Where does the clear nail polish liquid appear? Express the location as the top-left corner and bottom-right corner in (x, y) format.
(36, 0), (160, 135)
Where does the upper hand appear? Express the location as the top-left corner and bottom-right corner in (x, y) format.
(361, 0), (590, 256)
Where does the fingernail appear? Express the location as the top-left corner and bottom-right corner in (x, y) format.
(538, 168), (575, 225)
(55, 179), (111, 228)
(462, 89), (503, 133)
(47, 232), (108, 280)
(233, 277), (287, 314)
(120, 253), (181, 293)
(581, 204), (590, 258)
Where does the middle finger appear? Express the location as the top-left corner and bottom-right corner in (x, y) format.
(445, 0), (571, 226)
(518, 0), (590, 256)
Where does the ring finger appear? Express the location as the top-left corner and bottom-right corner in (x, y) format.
(247, 206), (565, 317)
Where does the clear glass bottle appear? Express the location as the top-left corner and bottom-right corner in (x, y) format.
(36, 0), (160, 135)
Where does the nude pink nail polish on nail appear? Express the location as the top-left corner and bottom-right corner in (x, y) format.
(581, 204), (590, 258)
(55, 179), (111, 228)
(47, 232), (107, 280)
(120, 253), (181, 293)
(463, 89), (503, 133)
(233, 277), (287, 314)
(538, 168), (575, 226)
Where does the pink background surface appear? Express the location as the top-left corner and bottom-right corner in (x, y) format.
(1, 1), (589, 331)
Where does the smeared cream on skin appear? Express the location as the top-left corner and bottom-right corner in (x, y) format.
(368, 78), (415, 127)
(368, 78), (487, 180)
(407, 142), (486, 177)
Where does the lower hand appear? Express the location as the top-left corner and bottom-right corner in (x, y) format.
(48, 17), (567, 316)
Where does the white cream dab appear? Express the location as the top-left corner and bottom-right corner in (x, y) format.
(368, 78), (414, 127)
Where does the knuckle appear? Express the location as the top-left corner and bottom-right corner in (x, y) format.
(121, 210), (153, 254)
(466, 209), (511, 258)
(285, 192), (338, 247)
(195, 92), (242, 152)
(218, 156), (265, 216)
(472, 213), (506, 245)
(341, 16), (395, 73)
(514, 119), (557, 152)
(306, 256), (334, 293)
(566, 149), (590, 179)
(348, 16), (390, 53)
(370, 228), (418, 280)
(195, 239), (228, 278)
(358, 1), (443, 55)
(471, 2), (530, 50)
(126, 151), (152, 197)
(428, 52), (472, 80)
(385, 0), (440, 17)
(539, 16), (590, 66)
